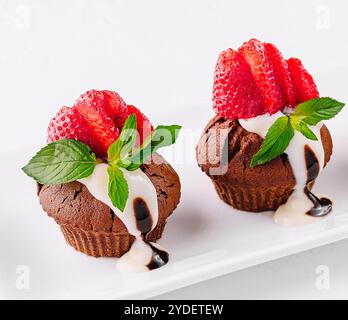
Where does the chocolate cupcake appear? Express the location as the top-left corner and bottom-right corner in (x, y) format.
(197, 39), (344, 226)
(196, 115), (332, 212)
(38, 153), (180, 258)
(23, 89), (182, 271)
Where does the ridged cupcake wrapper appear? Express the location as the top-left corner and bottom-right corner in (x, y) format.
(60, 222), (167, 257)
(212, 180), (293, 212)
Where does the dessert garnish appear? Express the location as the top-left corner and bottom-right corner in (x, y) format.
(22, 89), (181, 272)
(250, 97), (344, 167)
(211, 38), (345, 226)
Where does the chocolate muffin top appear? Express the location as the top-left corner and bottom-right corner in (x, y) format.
(38, 153), (181, 234)
(196, 115), (333, 188)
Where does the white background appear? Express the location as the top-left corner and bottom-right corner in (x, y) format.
(0, 0), (347, 299)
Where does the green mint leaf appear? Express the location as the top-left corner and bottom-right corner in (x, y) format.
(292, 97), (345, 125)
(22, 139), (98, 184)
(291, 120), (318, 141)
(122, 124), (181, 171)
(107, 165), (129, 212)
(251, 116), (294, 167)
(108, 114), (137, 164)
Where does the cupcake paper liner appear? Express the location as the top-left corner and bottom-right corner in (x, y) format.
(60, 221), (167, 257)
(212, 180), (294, 212)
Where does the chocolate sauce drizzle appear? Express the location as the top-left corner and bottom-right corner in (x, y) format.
(133, 197), (169, 270)
(304, 145), (332, 217)
(133, 197), (153, 236)
(147, 243), (169, 270)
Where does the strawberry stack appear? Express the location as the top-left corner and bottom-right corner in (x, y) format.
(47, 90), (153, 158)
(213, 38), (319, 119)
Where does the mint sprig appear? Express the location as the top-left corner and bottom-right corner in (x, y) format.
(22, 115), (181, 212)
(251, 97), (345, 167)
(106, 121), (181, 208)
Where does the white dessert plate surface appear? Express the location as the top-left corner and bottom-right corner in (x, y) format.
(1, 101), (348, 300)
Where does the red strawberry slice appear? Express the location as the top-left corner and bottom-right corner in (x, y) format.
(287, 58), (319, 102)
(102, 90), (128, 122)
(213, 48), (265, 119)
(264, 43), (297, 107)
(101, 91), (152, 143)
(74, 90), (120, 156)
(47, 106), (105, 157)
(239, 39), (285, 114)
(116, 105), (153, 145)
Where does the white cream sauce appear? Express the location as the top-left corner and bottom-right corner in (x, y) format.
(78, 164), (165, 272)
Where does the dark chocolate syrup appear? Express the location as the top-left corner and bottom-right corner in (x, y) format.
(147, 243), (169, 270)
(133, 197), (153, 235)
(304, 145), (332, 217)
(133, 197), (169, 270)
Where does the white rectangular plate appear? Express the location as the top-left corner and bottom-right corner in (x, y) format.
(1, 104), (348, 300)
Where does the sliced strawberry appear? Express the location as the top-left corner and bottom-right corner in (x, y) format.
(47, 106), (105, 157)
(213, 48), (265, 119)
(101, 91), (152, 143)
(74, 90), (120, 156)
(116, 105), (153, 145)
(239, 39), (285, 114)
(287, 58), (319, 102)
(101, 90), (128, 122)
(264, 43), (297, 107)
